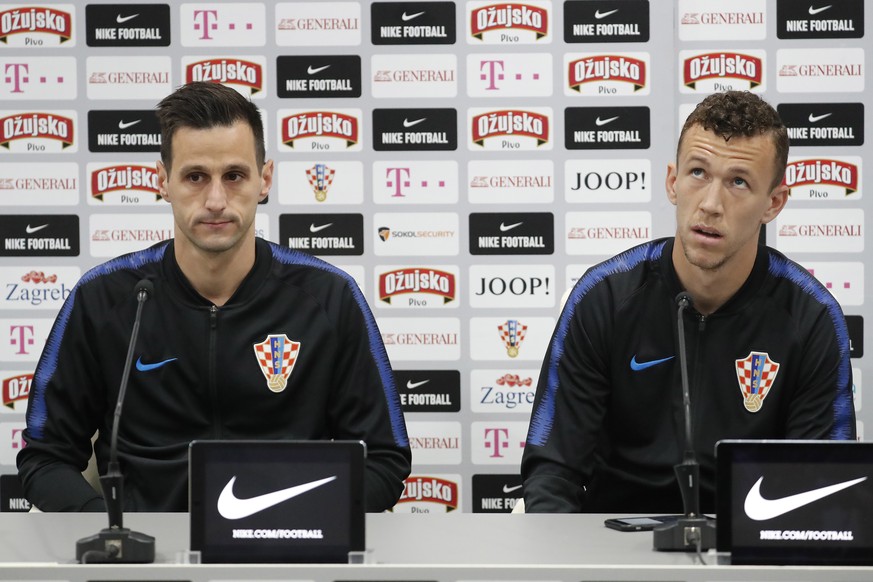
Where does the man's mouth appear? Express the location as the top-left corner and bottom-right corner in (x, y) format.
(693, 225), (722, 239)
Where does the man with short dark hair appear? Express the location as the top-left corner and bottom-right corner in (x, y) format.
(521, 91), (855, 513)
(18, 82), (411, 513)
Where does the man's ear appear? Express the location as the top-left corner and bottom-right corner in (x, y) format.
(762, 183), (789, 225)
(665, 162), (678, 206)
(156, 161), (169, 201)
(259, 159), (274, 202)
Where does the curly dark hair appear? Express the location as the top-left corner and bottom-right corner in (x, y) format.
(677, 91), (788, 190)
(156, 81), (265, 173)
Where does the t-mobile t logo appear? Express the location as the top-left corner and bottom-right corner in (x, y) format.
(9, 325), (34, 355)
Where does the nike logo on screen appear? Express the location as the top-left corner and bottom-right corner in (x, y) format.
(118, 119), (141, 130)
(310, 223), (332, 233)
(406, 379), (430, 389)
(135, 357), (177, 372)
(217, 475), (337, 519)
(744, 475), (867, 521)
(25, 224), (49, 234)
(808, 112), (832, 123)
(595, 9), (619, 19)
(629, 355), (674, 371)
(595, 116), (619, 126)
(116, 13), (139, 24)
(307, 65), (331, 75)
(808, 5), (832, 16)
(401, 11), (425, 21)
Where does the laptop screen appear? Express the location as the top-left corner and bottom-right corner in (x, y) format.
(189, 440), (366, 563)
(716, 439), (873, 565)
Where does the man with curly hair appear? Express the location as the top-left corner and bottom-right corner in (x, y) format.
(521, 91), (855, 513)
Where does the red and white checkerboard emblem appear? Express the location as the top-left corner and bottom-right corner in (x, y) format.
(498, 319), (527, 358)
(253, 334), (301, 393)
(735, 351), (780, 413)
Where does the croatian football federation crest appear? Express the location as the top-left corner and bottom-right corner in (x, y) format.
(253, 334), (301, 393)
(498, 319), (527, 358)
(306, 163), (335, 202)
(735, 351), (780, 413)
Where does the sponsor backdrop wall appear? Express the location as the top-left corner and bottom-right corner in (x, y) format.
(0, 0), (867, 513)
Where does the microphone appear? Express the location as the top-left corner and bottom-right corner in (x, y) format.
(653, 292), (716, 552)
(76, 279), (156, 564)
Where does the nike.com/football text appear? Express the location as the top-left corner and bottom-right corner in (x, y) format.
(232, 528), (324, 539)
(759, 530), (854, 541)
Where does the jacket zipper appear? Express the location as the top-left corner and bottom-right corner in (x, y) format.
(209, 305), (221, 438)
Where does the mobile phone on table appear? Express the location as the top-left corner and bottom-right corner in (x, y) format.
(604, 515), (681, 532)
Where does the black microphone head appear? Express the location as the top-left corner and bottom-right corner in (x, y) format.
(134, 279), (154, 300)
(675, 292), (693, 309)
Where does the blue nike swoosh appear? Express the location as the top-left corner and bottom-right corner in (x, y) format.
(630, 355), (674, 371)
(135, 356), (178, 372)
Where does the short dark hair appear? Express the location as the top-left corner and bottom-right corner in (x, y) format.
(156, 81), (265, 173)
(677, 91), (789, 190)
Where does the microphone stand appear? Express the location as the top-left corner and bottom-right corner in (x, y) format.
(76, 281), (156, 564)
(653, 293), (716, 552)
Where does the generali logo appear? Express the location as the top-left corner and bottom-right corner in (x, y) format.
(678, 0), (766, 41)
(469, 108), (551, 150)
(776, 48), (864, 93)
(275, 2), (361, 46)
(681, 50), (765, 91)
(783, 157), (861, 199)
(184, 56), (265, 97)
(0, 111), (76, 153)
(565, 53), (649, 95)
(469, 1), (550, 43)
(278, 109), (361, 151)
(775, 209), (863, 254)
(88, 163), (162, 204)
(0, 6), (74, 46)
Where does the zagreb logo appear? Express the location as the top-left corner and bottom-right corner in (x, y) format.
(306, 163), (334, 202)
(280, 110), (359, 150)
(568, 55), (646, 93)
(379, 268), (456, 305)
(735, 351), (780, 413)
(0, 113), (74, 151)
(683, 52), (763, 89)
(90, 165), (161, 202)
(253, 334), (301, 393)
(498, 319), (527, 358)
(471, 109), (549, 148)
(0, 7), (72, 44)
(784, 159), (859, 197)
(185, 58), (264, 94)
(2, 373), (32, 409)
(470, 3), (548, 41)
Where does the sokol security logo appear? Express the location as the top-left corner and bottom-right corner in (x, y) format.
(469, 212), (554, 255)
(279, 213), (363, 256)
(0, 215), (78, 257)
(277, 55), (361, 98)
(184, 56), (266, 98)
(563, 0), (649, 43)
(373, 108), (457, 151)
(777, 0), (863, 39)
(778, 103), (863, 147)
(371, 1), (456, 45)
(88, 110), (161, 153)
(393, 369), (460, 413)
(565, 106), (650, 150)
(85, 4), (170, 47)
(0, 6), (74, 47)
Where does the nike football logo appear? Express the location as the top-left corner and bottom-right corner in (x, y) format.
(808, 112), (832, 123)
(629, 355), (674, 371)
(116, 13), (139, 24)
(25, 224), (48, 234)
(808, 5), (832, 16)
(135, 357), (178, 372)
(401, 11), (425, 21)
(217, 475), (337, 519)
(309, 223), (332, 233)
(744, 475), (867, 521)
(406, 379), (430, 389)
(503, 484), (523, 494)
(118, 119), (141, 130)
(500, 221), (523, 232)
(595, 9), (619, 19)
(595, 115), (619, 126)
(403, 117), (426, 128)
(307, 65), (331, 75)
